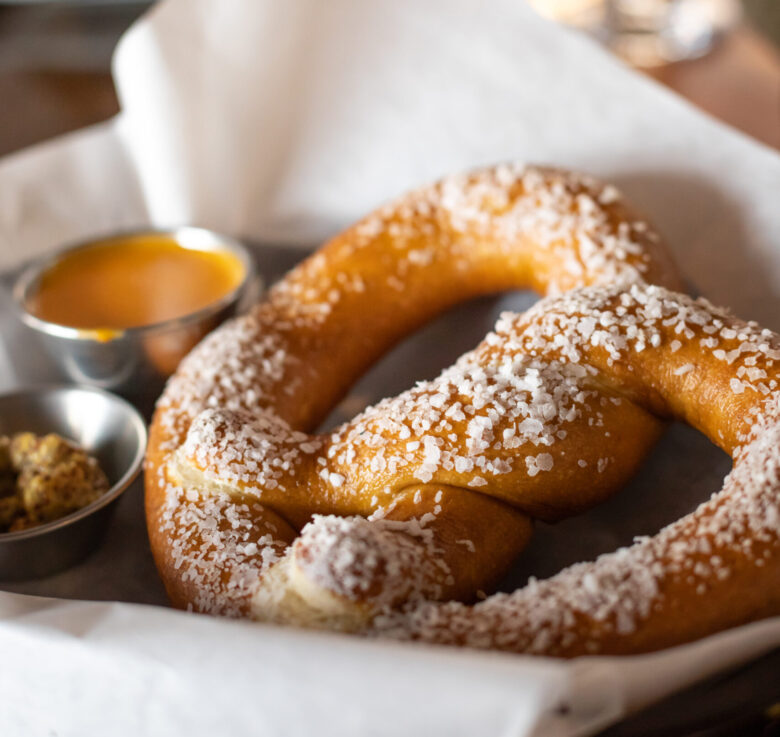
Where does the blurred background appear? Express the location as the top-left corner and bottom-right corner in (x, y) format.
(0, 0), (777, 157)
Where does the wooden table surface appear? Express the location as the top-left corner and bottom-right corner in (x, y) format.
(649, 25), (780, 150)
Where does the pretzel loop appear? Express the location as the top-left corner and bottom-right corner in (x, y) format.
(146, 164), (779, 655)
(374, 285), (780, 655)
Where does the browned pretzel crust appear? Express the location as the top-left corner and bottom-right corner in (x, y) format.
(372, 286), (780, 654)
(145, 164), (777, 656)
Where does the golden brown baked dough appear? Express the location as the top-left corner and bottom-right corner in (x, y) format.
(145, 163), (777, 655)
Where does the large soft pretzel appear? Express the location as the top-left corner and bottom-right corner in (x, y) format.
(146, 164), (779, 656)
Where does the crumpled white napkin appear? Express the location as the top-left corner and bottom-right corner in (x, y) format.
(0, 1), (779, 735)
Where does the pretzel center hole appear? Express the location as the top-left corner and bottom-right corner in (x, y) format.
(500, 421), (731, 590)
(319, 290), (540, 432)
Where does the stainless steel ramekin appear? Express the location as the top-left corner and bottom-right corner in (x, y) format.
(12, 227), (259, 401)
(0, 385), (147, 581)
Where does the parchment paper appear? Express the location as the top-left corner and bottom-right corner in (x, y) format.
(0, 1), (779, 735)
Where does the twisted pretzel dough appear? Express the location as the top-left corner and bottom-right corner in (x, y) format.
(147, 164), (779, 655)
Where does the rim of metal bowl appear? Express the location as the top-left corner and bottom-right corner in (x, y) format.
(12, 226), (256, 342)
(0, 384), (148, 541)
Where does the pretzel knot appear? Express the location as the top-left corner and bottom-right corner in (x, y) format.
(146, 165), (780, 656)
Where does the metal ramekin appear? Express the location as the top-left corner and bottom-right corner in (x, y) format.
(0, 385), (147, 581)
(12, 227), (259, 401)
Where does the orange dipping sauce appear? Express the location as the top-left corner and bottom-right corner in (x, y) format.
(26, 234), (246, 331)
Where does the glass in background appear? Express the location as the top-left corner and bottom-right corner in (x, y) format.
(528, 0), (741, 66)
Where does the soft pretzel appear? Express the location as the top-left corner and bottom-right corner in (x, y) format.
(372, 285), (780, 654)
(146, 164), (776, 655)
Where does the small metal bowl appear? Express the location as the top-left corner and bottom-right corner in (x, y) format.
(0, 385), (147, 581)
(12, 227), (259, 401)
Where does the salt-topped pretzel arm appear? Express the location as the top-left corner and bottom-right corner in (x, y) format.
(146, 164), (682, 623)
(372, 285), (780, 655)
